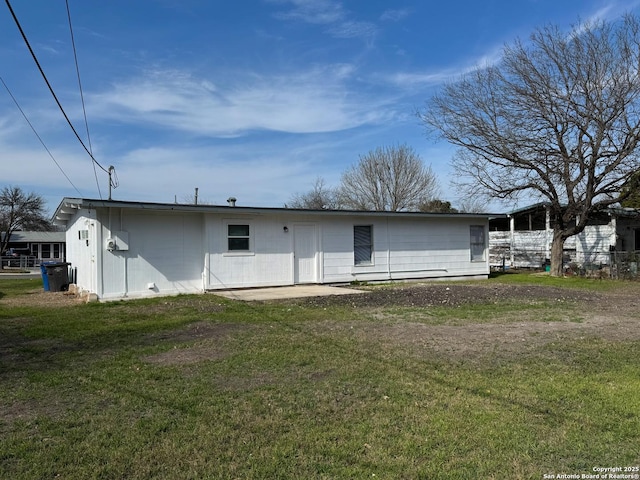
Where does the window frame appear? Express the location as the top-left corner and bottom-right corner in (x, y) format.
(353, 225), (374, 266)
(225, 222), (252, 253)
(470, 225), (486, 262)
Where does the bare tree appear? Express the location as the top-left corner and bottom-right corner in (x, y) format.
(421, 15), (640, 276)
(286, 177), (341, 209)
(339, 144), (440, 211)
(0, 186), (52, 258)
(457, 197), (489, 214)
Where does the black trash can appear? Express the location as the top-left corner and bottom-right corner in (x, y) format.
(44, 262), (70, 292)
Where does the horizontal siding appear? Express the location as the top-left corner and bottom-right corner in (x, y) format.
(323, 216), (488, 283)
(100, 210), (204, 299)
(489, 222), (616, 268)
(576, 225), (615, 264)
(72, 207), (491, 298)
(207, 214), (294, 289)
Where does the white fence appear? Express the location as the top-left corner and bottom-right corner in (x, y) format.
(1, 255), (39, 269)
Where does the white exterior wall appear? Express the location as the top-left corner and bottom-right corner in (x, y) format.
(205, 213), (295, 289)
(322, 216), (488, 283)
(65, 204), (489, 299)
(98, 209), (205, 300)
(65, 210), (98, 295)
(66, 207), (205, 300)
(205, 213), (489, 290)
(489, 215), (616, 268)
(576, 224), (616, 265)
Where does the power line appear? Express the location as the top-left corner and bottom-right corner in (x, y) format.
(0, 75), (83, 197)
(65, 0), (102, 199)
(4, 0), (110, 180)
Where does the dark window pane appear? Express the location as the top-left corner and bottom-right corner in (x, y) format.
(228, 238), (250, 251)
(354, 226), (372, 265)
(228, 225), (250, 237)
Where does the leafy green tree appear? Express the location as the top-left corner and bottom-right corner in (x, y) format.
(619, 171), (640, 208)
(418, 199), (458, 213)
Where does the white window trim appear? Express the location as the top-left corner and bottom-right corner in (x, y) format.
(470, 225), (486, 262)
(354, 225), (374, 266)
(223, 220), (255, 256)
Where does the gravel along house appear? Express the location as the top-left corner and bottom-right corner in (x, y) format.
(53, 197), (501, 301)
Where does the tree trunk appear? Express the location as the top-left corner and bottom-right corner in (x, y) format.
(549, 229), (565, 277)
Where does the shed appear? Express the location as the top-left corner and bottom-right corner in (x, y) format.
(53, 197), (498, 301)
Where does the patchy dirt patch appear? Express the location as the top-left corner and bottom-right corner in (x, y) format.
(0, 288), (82, 307)
(297, 283), (599, 308)
(347, 313), (640, 365)
(142, 322), (248, 366)
(294, 282), (640, 363)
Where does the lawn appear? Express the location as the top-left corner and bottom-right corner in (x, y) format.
(0, 274), (638, 479)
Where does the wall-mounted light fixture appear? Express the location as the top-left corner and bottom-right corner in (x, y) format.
(283, 226), (289, 233)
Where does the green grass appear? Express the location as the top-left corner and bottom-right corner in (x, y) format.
(489, 269), (624, 291)
(1, 275), (639, 479)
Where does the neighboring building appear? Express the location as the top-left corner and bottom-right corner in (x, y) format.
(489, 202), (640, 269)
(52, 197), (498, 301)
(1, 231), (66, 266)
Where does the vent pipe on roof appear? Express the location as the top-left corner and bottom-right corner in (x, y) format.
(227, 197), (237, 207)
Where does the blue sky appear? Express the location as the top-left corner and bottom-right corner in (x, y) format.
(1, 0), (639, 213)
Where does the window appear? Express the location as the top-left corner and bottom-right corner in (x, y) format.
(470, 225), (486, 261)
(354, 225), (373, 265)
(228, 224), (250, 251)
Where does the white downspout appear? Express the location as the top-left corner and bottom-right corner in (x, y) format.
(386, 217), (392, 280)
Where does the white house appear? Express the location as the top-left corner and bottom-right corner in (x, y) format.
(52, 197), (496, 301)
(489, 202), (640, 269)
(1, 231), (65, 266)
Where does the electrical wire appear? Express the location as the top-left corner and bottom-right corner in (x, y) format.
(4, 0), (110, 180)
(65, 0), (102, 199)
(0, 75), (83, 197)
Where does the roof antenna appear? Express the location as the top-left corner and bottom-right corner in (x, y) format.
(227, 197), (237, 207)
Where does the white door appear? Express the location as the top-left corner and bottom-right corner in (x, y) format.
(294, 224), (317, 284)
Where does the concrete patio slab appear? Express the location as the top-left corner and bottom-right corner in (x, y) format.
(210, 285), (366, 301)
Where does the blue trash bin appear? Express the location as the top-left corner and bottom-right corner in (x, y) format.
(40, 262), (53, 291)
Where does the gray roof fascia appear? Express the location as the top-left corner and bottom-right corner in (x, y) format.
(52, 197), (503, 227)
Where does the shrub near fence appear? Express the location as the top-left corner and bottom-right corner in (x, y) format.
(491, 247), (640, 280)
(561, 251), (640, 280)
(609, 251), (640, 280)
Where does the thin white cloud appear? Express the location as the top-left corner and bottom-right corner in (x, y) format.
(269, 0), (377, 39)
(327, 20), (377, 39)
(89, 66), (394, 136)
(380, 8), (411, 22)
(270, 0), (345, 25)
(386, 46), (504, 88)
(583, 0), (640, 24)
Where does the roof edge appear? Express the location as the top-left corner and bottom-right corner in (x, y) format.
(52, 197), (502, 227)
